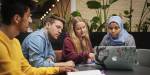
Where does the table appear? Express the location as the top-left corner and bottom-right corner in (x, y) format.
(76, 64), (150, 75)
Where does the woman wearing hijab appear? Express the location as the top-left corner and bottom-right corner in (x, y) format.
(100, 16), (136, 46)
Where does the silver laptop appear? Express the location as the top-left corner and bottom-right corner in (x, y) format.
(94, 46), (136, 70)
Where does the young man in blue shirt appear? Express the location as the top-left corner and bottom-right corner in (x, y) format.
(22, 15), (75, 67)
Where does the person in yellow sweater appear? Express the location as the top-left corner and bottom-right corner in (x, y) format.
(0, 0), (75, 75)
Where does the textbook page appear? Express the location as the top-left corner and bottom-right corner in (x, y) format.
(67, 70), (105, 75)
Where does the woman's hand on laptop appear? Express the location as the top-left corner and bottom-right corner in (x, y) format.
(88, 53), (95, 60)
(87, 53), (95, 64)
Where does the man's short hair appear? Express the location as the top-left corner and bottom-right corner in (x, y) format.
(41, 15), (65, 26)
(1, 0), (34, 25)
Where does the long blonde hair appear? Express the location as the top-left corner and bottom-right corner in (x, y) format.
(68, 16), (91, 53)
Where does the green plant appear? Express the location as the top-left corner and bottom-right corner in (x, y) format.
(137, 0), (150, 32)
(71, 11), (82, 17)
(53, 0), (71, 32)
(123, 8), (133, 32)
(141, 17), (150, 32)
(66, 10), (82, 33)
(54, 0), (82, 32)
(114, 0), (133, 32)
(86, 0), (118, 32)
(47, 0), (82, 33)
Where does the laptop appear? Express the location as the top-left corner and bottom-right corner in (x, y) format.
(94, 46), (136, 70)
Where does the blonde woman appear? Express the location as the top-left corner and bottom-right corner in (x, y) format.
(62, 16), (94, 64)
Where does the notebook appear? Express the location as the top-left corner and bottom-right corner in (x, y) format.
(94, 46), (136, 70)
(67, 70), (104, 75)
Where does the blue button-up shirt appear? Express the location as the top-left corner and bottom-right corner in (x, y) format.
(22, 28), (56, 67)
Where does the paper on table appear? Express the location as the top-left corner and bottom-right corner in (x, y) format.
(67, 70), (105, 75)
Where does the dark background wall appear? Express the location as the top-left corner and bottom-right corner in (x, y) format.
(16, 32), (150, 50)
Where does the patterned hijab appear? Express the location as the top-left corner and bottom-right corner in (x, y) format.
(106, 16), (129, 46)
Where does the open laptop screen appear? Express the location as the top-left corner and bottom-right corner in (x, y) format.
(94, 46), (136, 70)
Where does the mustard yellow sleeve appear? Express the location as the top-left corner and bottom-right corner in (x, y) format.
(0, 43), (25, 75)
(15, 39), (60, 75)
(21, 56), (60, 75)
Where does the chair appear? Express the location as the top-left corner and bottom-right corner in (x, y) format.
(137, 49), (150, 67)
(55, 50), (63, 62)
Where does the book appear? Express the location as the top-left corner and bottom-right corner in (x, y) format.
(67, 70), (105, 75)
